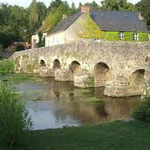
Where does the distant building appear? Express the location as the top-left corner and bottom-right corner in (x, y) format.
(32, 6), (148, 48)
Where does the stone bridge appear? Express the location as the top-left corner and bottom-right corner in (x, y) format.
(12, 40), (150, 97)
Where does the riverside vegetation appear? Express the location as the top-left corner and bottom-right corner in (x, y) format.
(0, 81), (32, 149)
(0, 59), (150, 149)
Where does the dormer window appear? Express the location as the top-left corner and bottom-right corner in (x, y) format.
(134, 33), (139, 41)
(119, 32), (124, 40)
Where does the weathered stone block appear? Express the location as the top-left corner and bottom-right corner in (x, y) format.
(55, 69), (73, 81)
(39, 67), (54, 77)
(74, 71), (94, 88)
(104, 77), (128, 97)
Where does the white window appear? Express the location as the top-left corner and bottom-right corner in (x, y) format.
(119, 32), (124, 40)
(134, 33), (139, 41)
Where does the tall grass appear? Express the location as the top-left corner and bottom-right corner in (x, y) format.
(0, 59), (14, 74)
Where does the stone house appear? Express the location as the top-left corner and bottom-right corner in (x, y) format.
(32, 6), (148, 48)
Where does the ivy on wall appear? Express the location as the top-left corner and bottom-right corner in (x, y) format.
(78, 14), (149, 42)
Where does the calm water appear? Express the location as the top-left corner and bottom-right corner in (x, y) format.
(3, 75), (140, 130)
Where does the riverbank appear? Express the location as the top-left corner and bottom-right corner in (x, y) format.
(1, 120), (150, 150)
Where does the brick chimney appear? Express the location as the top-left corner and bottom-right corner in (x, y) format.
(138, 12), (143, 20)
(81, 6), (90, 14)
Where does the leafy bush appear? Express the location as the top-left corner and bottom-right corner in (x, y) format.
(0, 43), (4, 52)
(132, 96), (150, 122)
(0, 59), (14, 74)
(0, 81), (32, 148)
(15, 44), (25, 51)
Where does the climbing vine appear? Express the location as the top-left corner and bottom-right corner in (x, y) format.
(78, 14), (149, 42)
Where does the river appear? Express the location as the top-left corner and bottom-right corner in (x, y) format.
(2, 75), (140, 130)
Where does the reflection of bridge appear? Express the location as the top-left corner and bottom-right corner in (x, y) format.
(12, 40), (150, 97)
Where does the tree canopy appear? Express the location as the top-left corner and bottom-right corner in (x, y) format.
(136, 0), (150, 28)
(101, 0), (136, 11)
(0, 0), (149, 50)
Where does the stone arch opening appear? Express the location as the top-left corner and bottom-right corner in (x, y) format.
(129, 69), (145, 87)
(94, 62), (110, 87)
(53, 59), (61, 70)
(70, 61), (81, 73)
(40, 60), (46, 67)
(129, 69), (145, 95)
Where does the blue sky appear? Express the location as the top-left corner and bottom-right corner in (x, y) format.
(0, 0), (140, 8)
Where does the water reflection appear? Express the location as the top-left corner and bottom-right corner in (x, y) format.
(14, 77), (140, 130)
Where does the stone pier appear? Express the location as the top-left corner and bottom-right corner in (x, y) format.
(55, 69), (73, 81)
(74, 71), (94, 88)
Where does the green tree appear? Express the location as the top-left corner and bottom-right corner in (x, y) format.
(101, 0), (136, 11)
(37, 2), (47, 28)
(48, 0), (63, 10)
(70, 3), (78, 15)
(136, 0), (150, 28)
(28, 0), (39, 33)
(0, 4), (28, 47)
(39, 1), (76, 33)
(85, 1), (100, 10)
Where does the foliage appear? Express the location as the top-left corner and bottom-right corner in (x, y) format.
(0, 4), (28, 48)
(139, 32), (149, 41)
(39, 2), (75, 33)
(78, 15), (104, 39)
(38, 0), (80, 34)
(84, 1), (100, 10)
(37, 32), (45, 47)
(132, 96), (150, 122)
(0, 1), (47, 49)
(78, 15), (148, 41)
(136, 0), (150, 27)
(0, 59), (14, 74)
(0, 43), (4, 52)
(28, 0), (47, 34)
(0, 81), (32, 148)
(101, 0), (136, 11)
(28, 0), (39, 33)
(15, 44), (25, 51)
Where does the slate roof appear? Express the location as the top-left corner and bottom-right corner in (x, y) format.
(51, 10), (148, 34)
(51, 12), (82, 34)
(90, 10), (148, 32)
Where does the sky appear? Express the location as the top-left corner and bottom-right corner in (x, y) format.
(0, 0), (141, 8)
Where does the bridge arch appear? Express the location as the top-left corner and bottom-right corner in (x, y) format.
(53, 59), (61, 70)
(70, 61), (81, 73)
(40, 60), (46, 67)
(129, 69), (145, 86)
(128, 69), (145, 95)
(94, 62), (110, 87)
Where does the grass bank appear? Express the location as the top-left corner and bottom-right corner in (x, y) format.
(1, 120), (150, 150)
(0, 59), (14, 74)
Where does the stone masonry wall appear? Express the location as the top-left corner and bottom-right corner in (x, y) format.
(11, 39), (150, 97)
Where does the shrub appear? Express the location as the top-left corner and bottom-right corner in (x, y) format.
(0, 59), (14, 74)
(0, 81), (32, 148)
(132, 96), (150, 122)
(15, 44), (25, 51)
(0, 43), (4, 52)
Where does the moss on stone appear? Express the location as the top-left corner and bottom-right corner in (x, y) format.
(33, 59), (39, 70)
(22, 54), (29, 59)
(27, 64), (32, 73)
(86, 76), (94, 87)
(14, 56), (21, 70)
